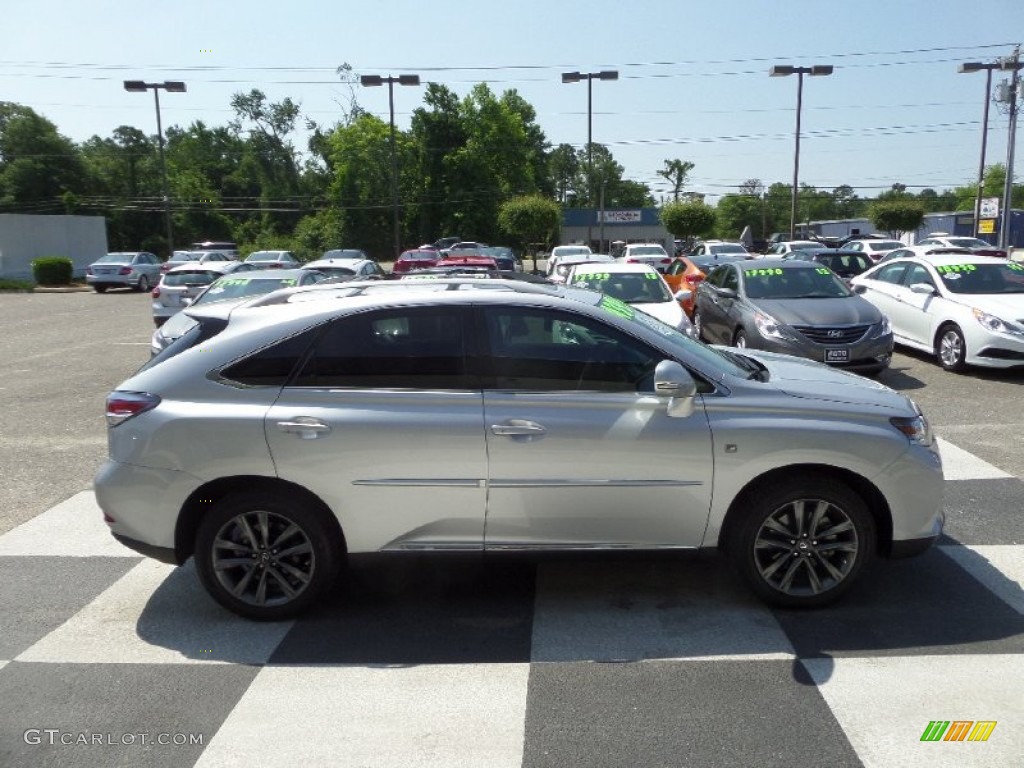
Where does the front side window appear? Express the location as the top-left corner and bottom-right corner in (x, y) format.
(483, 306), (660, 392)
(874, 262), (909, 285)
(293, 307), (470, 389)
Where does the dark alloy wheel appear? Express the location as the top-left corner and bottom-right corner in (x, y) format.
(731, 479), (874, 608)
(94, 285), (107, 293)
(137, 275), (150, 292)
(936, 324), (967, 373)
(195, 492), (341, 620)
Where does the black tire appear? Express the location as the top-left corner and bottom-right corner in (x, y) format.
(936, 323), (967, 373)
(733, 329), (748, 349)
(730, 478), (875, 609)
(194, 491), (342, 620)
(136, 275), (150, 292)
(94, 285), (107, 294)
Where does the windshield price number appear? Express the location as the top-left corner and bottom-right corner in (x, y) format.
(744, 268), (783, 277)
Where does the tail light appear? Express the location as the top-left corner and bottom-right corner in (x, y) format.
(626, 258), (638, 263)
(268, 263), (283, 269)
(105, 391), (161, 427)
(151, 285), (161, 298)
(161, 263), (171, 272)
(118, 267), (132, 275)
(660, 258), (671, 264)
(685, 274), (705, 286)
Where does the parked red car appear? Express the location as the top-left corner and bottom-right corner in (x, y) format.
(392, 249), (443, 274)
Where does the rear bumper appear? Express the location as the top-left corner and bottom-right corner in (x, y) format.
(112, 532), (180, 565)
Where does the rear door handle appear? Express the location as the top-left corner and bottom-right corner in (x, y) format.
(277, 418), (331, 440)
(490, 420), (546, 437)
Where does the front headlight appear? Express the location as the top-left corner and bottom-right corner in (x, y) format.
(890, 414), (934, 447)
(753, 311), (791, 340)
(876, 315), (891, 336)
(972, 307), (1024, 336)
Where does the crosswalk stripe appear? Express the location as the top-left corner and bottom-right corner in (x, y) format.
(193, 665), (530, 768)
(938, 544), (1024, 615)
(0, 491), (137, 558)
(936, 437), (1012, 481)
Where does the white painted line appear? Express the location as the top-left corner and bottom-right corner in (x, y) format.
(936, 437), (1011, 481)
(0, 491), (139, 558)
(0, 661), (8, 672)
(194, 665), (529, 768)
(16, 559), (293, 665)
(939, 544), (1024, 615)
(530, 560), (796, 662)
(803, 654), (1024, 768)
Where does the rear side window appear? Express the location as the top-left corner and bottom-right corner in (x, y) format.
(292, 307), (470, 389)
(137, 319), (228, 374)
(220, 330), (320, 386)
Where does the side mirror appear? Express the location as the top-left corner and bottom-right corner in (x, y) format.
(673, 289), (692, 303)
(909, 283), (935, 295)
(717, 287), (738, 300)
(653, 360), (697, 418)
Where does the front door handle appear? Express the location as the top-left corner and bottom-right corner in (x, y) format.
(277, 418), (331, 440)
(490, 420), (546, 437)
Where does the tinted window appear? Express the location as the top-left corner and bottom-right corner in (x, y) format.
(483, 307), (659, 392)
(293, 307), (470, 389)
(221, 329), (320, 386)
(874, 263), (909, 285)
(721, 267), (739, 291)
(937, 262), (1024, 294)
(742, 266), (848, 299)
(163, 270), (220, 287)
(196, 276), (301, 303)
(903, 264), (934, 288)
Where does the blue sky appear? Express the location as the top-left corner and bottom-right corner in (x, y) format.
(5, 0), (1024, 202)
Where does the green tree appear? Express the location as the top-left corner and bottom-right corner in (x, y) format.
(657, 159), (695, 201)
(497, 194), (561, 255)
(715, 193), (770, 239)
(0, 103), (87, 212)
(548, 143), (581, 204)
(869, 200), (926, 238)
(660, 200), (716, 247)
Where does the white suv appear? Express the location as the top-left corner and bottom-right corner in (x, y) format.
(96, 279), (944, 619)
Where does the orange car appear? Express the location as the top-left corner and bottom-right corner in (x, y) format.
(663, 256), (705, 317)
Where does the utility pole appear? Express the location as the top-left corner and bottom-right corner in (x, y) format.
(998, 46), (1022, 250)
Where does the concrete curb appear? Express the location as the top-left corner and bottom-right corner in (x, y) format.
(32, 285), (94, 293)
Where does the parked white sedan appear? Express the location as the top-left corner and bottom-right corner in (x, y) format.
(566, 262), (695, 336)
(850, 254), (1024, 371)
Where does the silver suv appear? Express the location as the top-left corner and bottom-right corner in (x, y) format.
(95, 280), (944, 620)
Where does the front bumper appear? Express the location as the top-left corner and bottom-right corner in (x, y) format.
(751, 331), (894, 372)
(86, 273), (135, 287)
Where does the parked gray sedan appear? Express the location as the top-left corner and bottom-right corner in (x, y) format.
(86, 251), (163, 293)
(693, 258), (893, 373)
(97, 279), (942, 620)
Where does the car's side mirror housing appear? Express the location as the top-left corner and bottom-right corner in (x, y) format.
(716, 287), (738, 300)
(909, 282), (935, 295)
(653, 360), (697, 418)
(673, 289), (692, 303)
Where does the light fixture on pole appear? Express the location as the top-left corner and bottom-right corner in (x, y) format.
(769, 64), (833, 240)
(959, 61), (1001, 237)
(360, 73), (421, 261)
(124, 80), (186, 258)
(562, 70), (618, 249)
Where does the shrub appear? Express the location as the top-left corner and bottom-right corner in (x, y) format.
(31, 256), (73, 285)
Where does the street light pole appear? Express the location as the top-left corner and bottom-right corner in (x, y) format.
(124, 80), (186, 258)
(769, 65), (833, 240)
(999, 48), (1022, 250)
(562, 70), (618, 248)
(360, 73), (421, 261)
(960, 61), (1001, 236)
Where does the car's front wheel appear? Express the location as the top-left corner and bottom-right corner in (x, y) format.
(93, 285), (107, 294)
(136, 275), (150, 292)
(936, 323), (967, 372)
(731, 478), (874, 608)
(194, 491), (341, 620)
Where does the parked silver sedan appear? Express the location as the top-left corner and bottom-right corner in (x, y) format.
(151, 261), (256, 327)
(97, 279), (943, 620)
(86, 251), (163, 293)
(693, 258), (893, 374)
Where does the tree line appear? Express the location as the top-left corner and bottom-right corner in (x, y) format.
(1, 77), (1021, 259)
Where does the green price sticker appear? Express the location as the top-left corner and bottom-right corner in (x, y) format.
(1007, 262), (1023, 272)
(936, 264), (977, 273)
(744, 268), (783, 277)
(645, 272), (659, 280)
(816, 268), (831, 275)
(599, 295), (635, 320)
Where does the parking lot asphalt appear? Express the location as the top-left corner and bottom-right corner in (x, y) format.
(2, 286), (1024, 537)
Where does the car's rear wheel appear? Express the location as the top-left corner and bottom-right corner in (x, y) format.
(94, 285), (107, 294)
(194, 491), (341, 620)
(936, 323), (967, 372)
(136, 275), (149, 292)
(731, 478), (874, 608)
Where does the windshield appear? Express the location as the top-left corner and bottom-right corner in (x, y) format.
(813, 253), (872, 276)
(95, 253), (134, 263)
(936, 262), (1024, 294)
(629, 246), (668, 256)
(867, 241), (903, 251)
(195, 276), (300, 304)
(245, 252), (280, 262)
(742, 266), (851, 299)
(163, 270), (220, 287)
(553, 246), (591, 257)
(571, 271), (673, 303)
(710, 244), (748, 254)
(946, 237), (991, 249)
